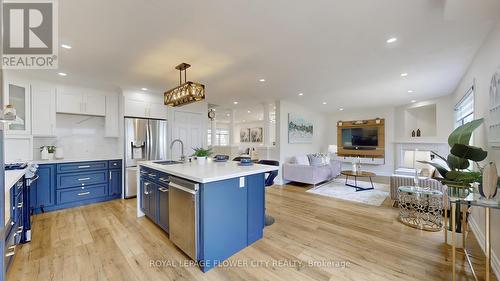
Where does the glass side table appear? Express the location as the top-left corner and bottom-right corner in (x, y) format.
(449, 193), (500, 281)
(398, 186), (443, 231)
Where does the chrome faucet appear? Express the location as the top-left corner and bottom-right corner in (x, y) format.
(170, 139), (186, 162)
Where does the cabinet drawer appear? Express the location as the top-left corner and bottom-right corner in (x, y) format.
(109, 160), (122, 169)
(57, 171), (107, 189)
(140, 167), (170, 185)
(57, 184), (108, 204)
(57, 161), (108, 173)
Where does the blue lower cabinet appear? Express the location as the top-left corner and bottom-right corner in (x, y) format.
(57, 170), (108, 189)
(141, 179), (157, 221)
(31, 160), (122, 214)
(200, 177), (248, 272)
(246, 174), (265, 245)
(31, 165), (56, 213)
(157, 184), (169, 232)
(57, 184), (108, 204)
(108, 169), (122, 197)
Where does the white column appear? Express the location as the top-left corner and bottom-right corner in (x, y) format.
(229, 109), (236, 146)
(263, 103), (271, 146)
(210, 119), (217, 146)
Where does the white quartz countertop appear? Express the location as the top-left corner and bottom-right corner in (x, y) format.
(31, 157), (122, 164)
(139, 160), (279, 183)
(5, 169), (27, 192)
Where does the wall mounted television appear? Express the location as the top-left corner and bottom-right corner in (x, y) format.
(341, 127), (379, 149)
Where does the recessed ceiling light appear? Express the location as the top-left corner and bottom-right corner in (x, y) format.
(259, 79), (266, 82)
(247, 110), (251, 113)
(242, 120), (246, 122)
(233, 101), (238, 105)
(141, 88), (148, 91)
(339, 108), (344, 111)
(407, 90), (414, 93)
(401, 73), (408, 77)
(61, 44), (72, 49)
(226, 113), (230, 117)
(386, 37), (397, 44)
(298, 93), (304, 96)
(322, 102), (327, 105)
(411, 100), (416, 103)
(58, 72), (67, 76)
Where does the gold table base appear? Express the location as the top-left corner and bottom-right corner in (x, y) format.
(398, 190), (443, 232)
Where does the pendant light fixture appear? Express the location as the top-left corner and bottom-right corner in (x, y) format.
(164, 63), (205, 107)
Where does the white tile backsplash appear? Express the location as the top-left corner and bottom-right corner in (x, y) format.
(33, 114), (122, 160)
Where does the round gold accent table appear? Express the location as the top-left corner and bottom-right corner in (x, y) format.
(398, 186), (443, 232)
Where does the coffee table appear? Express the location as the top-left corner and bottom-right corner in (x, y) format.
(340, 170), (376, 192)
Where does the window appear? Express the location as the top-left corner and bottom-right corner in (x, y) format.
(454, 86), (474, 128)
(207, 129), (230, 146)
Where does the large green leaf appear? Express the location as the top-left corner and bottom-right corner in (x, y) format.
(417, 160), (449, 178)
(450, 143), (488, 162)
(447, 154), (469, 170)
(448, 118), (484, 147)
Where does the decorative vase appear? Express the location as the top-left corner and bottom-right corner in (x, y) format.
(41, 147), (49, 160)
(55, 147), (64, 159)
(196, 157), (207, 165)
(416, 129), (421, 137)
(480, 162), (498, 199)
(48, 153), (54, 160)
(411, 130), (416, 137)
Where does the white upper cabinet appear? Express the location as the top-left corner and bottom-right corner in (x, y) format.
(84, 92), (106, 116)
(149, 101), (168, 119)
(124, 95), (168, 120)
(56, 87), (106, 116)
(105, 94), (120, 138)
(56, 88), (83, 114)
(31, 83), (56, 137)
(4, 78), (31, 135)
(124, 98), (148, 118)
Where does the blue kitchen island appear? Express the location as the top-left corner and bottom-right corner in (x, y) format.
(137, 159), (278, 272)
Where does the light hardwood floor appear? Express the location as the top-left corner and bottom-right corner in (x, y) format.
(7, 184), (496, 281)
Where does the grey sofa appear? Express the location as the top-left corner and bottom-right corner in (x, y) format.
(283, 158), (342, 186)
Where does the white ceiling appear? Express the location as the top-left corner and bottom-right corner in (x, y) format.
(26, 0), (498, 112)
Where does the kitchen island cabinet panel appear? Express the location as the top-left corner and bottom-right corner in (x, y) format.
(199, 178), (248, 272)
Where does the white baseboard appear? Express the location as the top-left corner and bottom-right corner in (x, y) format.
(468, 216), (500, 279)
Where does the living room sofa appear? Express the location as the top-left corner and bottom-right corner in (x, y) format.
(283, 155), (342, 186)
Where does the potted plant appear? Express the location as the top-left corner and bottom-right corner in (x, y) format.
(192, 147), (212, 164)
(40, 145), (57, 160)
(418, 118), (497, 247)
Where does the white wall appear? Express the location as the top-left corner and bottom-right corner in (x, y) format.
(328, 106), (396, 176)
(277, 100), (329, 183)
(33, 114), (121, 160)
(394, 95), (454, 142)
(452, 20), (500, 276)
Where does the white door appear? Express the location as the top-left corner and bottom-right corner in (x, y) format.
(84, 92), (106, 116)
(56, 90), (83, 114)
(31, 84), (56, 136)
(149, 102), (168, 120)
(172, 111), (204, 160)
(124, 98), (148, 118)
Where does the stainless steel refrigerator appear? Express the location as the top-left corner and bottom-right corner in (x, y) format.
(124, 118), (168, 198)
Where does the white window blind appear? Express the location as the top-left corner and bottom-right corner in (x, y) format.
(454, 86), (474, 128)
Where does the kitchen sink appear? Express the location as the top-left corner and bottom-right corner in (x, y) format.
(154, 160), (183, 165)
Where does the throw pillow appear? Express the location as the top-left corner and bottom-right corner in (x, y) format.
(293, 155), (310, 165)
(308, 153), (328, 166)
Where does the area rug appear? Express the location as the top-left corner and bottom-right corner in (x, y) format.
(306, 178), (390, 206)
